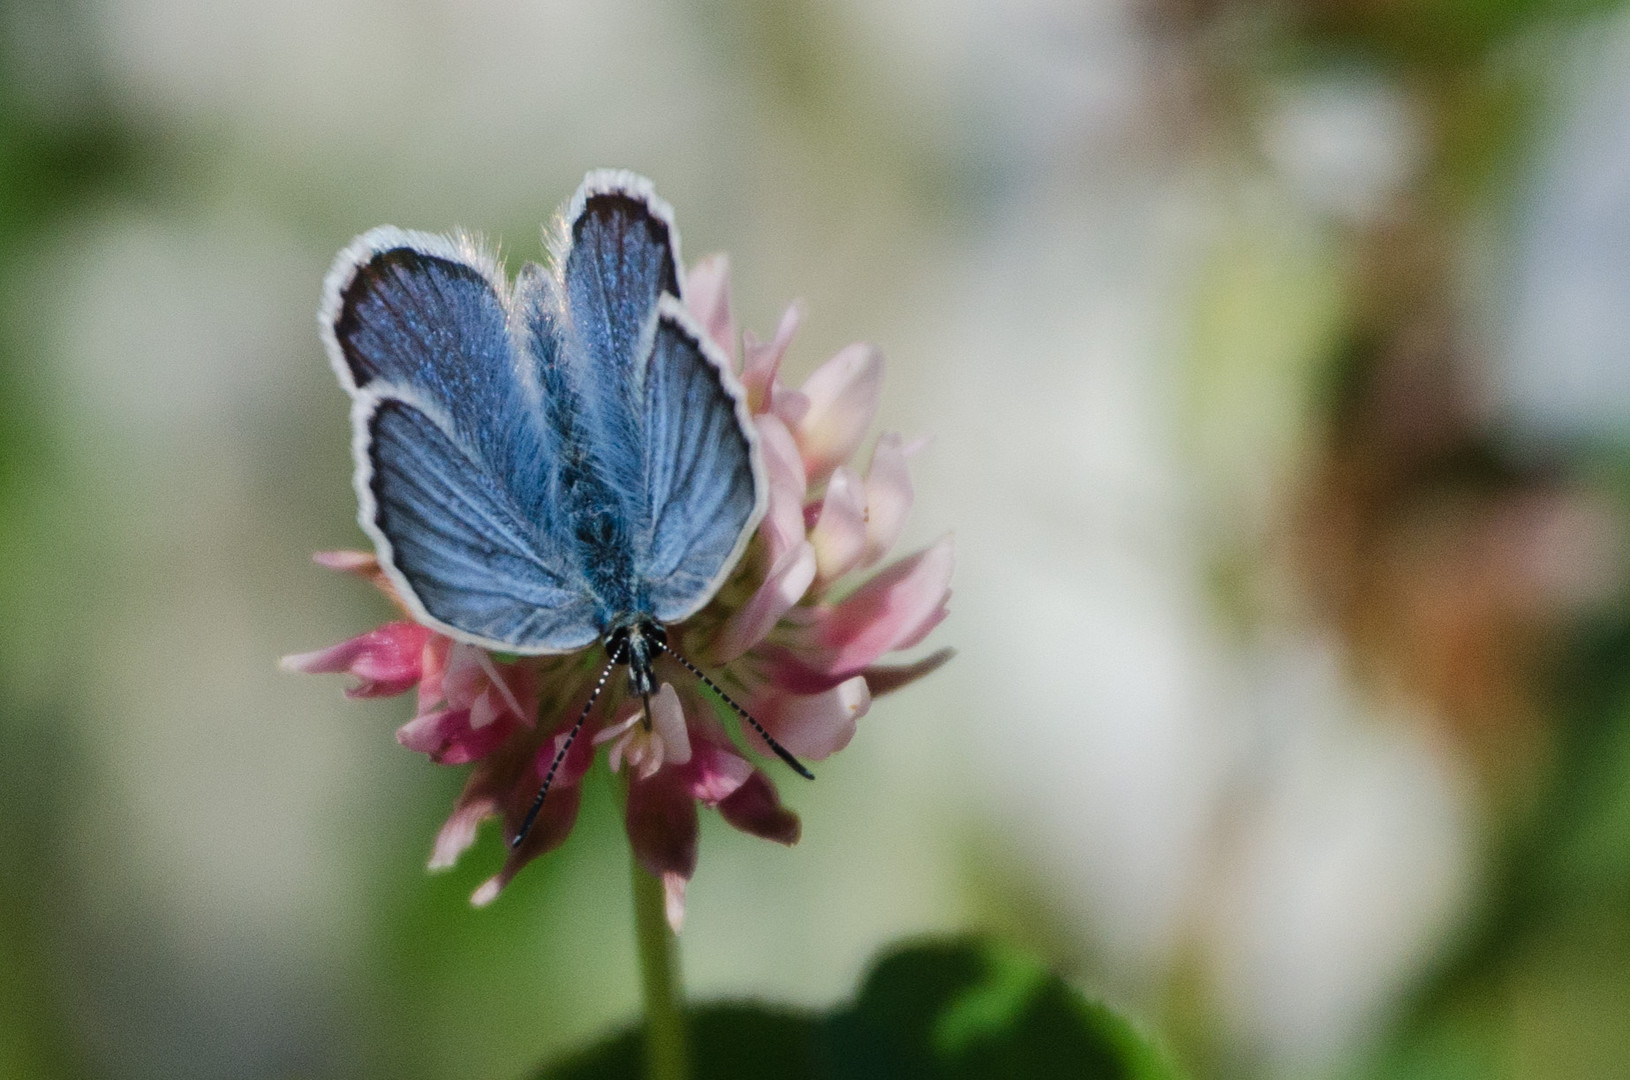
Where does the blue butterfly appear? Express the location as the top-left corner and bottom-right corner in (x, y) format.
(320, 170), (809, 843)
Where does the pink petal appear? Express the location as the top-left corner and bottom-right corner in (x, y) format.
(712, 540), (816, 663)
(606, 686), (693, 779)
(470, 688), (500, 731)
(742, 301), (803, 414)
(396, 705), (516, 765)
(684, 254), (737, 362)
(748, 645), (850, 695)
(429, 792), (497, 870)
(417, 641), (535, 729)
(793, 344), (883, 486)
(532, 715), (599, 793)
(663, 872), (688, 932)
(753, 675), (870, 761)
(791, 535), (953, 679)
(892, 602), (948, 652)
(769, 386), (811, 429)
(440, 642), (490, 703)
(680, 739), (754, 804)
(312, 550), (379, 576)
(809, 466), (867, 585)
(861, 433), (914, 568)
(755, 414), (809, 558)
(474, 782), (584, 906)
(718, 771), (801, 846)
(621, 733), (664, 781)
(414, 635), (452, 710)
(312, 549), (405, 607)
(625, 769), (700, 883)
(594, 701), (643, 750)
(863, 647), (956, 696)
(279, 622), (431, 697)
(477, 651), (530, 718)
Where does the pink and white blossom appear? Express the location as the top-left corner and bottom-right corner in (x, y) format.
(283, 256), (951, 928)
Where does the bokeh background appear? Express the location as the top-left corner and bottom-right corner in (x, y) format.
(3, 0), (1630, 1077)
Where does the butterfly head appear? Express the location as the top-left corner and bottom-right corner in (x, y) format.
(604, 618), (668, 697)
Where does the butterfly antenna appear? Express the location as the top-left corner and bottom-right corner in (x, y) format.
(656, 641), (815, 780)
(512, 646), (622, 849)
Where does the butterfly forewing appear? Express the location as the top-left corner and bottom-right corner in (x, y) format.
(328, 234), (543, 484)
(558, 178), (682, 389)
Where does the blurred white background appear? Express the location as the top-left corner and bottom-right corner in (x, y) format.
(5, 1), (1630, 1078)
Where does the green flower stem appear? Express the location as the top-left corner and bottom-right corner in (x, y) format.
(631, 837), (689, 1080)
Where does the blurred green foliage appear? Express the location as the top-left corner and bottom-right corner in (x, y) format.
(1297, 0), (1620, 66)
(1355, 615), (1630, 1079)
(0, 714), (85, 1080)
(540, 937), (1183, 1080)
(1177, 0), (1630, 1073)
(0, 6), (161, 1075)
(0, 3), (161, 505)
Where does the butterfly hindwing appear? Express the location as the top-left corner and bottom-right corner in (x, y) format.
(363, 394), (600, 649)
(323, 232), (599, 653)
(639, 296), (763, 623)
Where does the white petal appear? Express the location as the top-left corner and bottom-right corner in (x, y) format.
(861, 433), (914, 568)
(794, 344), (883, 484)
(650, 683), (691, 766)
(810, 466), (867, 583)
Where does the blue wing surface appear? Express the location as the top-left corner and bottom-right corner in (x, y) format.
(324, 174), (767, 646)
(638, 297), (764, 624)
(323, 230), (598, 652)
(513, 261), (642, 621)
(324, 230), (547, 487)
(362, 395), (601, 651)
(542, 173), (765, 625)
(550, 175), (681, 570)
(556, 173), (681, 395)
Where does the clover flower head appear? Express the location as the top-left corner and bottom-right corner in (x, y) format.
(284, 254), (952, 928)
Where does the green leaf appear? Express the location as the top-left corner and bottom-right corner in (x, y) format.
(545, 1003), (819, 1080)
(536, 937), (1183, 1080)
